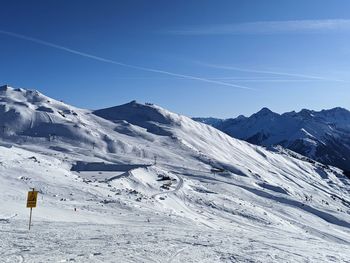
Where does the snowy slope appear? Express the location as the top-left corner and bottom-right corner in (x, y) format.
(1, 85), (350, 262)
(194, 107), (350, 172)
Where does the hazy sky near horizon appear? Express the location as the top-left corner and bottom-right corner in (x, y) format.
(1, 0), (350, 118)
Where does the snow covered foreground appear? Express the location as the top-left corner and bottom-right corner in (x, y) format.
(1, 86), (350, 262)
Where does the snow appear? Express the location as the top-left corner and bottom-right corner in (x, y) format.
(1, 86), (350, 262)
(195, 106), (350, 171)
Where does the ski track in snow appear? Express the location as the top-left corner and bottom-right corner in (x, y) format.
(2, 219), (350, 263)
(167, 247), (188, 263)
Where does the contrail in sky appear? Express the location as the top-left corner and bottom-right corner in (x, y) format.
(0, 30), (254, 90)
(168, 19), (350, 35)
(200, 63), (343, 82)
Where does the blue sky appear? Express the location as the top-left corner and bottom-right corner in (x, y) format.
(1, 0), (350, 118)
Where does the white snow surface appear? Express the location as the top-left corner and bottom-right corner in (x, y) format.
(1, 86), (350, 262)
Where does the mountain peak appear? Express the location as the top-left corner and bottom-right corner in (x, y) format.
(93, 100), (174, 130)
(0, 84), (10, 91)
(321, 107), (349, 115)
(0, 84), (42, 97)
(252, 107), (277, 118)
(236, 114), (246, 120)
(298, 109), (314, 118)
(258, 107), (273, 114)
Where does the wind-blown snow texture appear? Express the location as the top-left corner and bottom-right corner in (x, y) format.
(1, 85), (350, 262)
(194, 107), (350, 172)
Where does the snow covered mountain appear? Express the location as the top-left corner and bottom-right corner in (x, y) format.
(194, 107), (350, 172)
(1, 85), (350, 262)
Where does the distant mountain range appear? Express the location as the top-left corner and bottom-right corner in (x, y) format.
(194, 107), (350, 172)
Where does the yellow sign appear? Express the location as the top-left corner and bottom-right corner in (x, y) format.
(26, 190), (38, 208)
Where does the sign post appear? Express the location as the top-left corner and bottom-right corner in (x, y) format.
(26, 188), (38, 230)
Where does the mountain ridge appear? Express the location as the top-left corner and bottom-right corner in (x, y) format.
(194, 106), (350, 171)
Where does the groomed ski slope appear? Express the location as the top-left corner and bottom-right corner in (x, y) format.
(0, 86), (350, 262)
